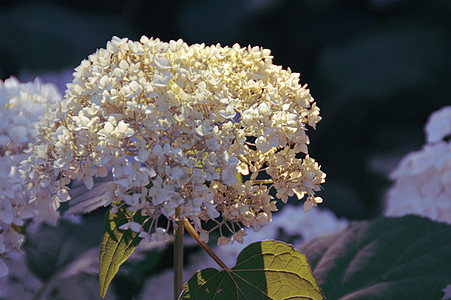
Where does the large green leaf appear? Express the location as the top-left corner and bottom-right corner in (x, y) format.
(99, 206), (143, 298)
(300, 215), (451, 299)
(181, 240), (324, 299)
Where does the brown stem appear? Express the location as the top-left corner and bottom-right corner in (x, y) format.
(174, 207), (184, 300)
(182, 219), (230, 271)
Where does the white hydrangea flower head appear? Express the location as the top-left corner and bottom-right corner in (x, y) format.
(22, 36), (325, 245)
(0, 77), (61, 276)
(385, 106), (451, 223)
(425, 106), (451, 143)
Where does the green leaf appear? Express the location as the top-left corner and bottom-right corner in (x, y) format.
(99, 206), (143, 298)
(300, 215), (451, 299)
(23, 214), (104, 282)
(181, 240), (324, 299)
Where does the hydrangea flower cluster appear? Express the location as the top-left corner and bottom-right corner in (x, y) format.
(22, 36), (325, 245)
(0, 77), (61, 276)
(385, 106), (451, 223)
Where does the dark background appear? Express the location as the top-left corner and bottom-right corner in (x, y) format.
(1, 0), (450, 220)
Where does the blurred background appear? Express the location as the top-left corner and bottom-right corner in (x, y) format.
(1, 0), (450, 299)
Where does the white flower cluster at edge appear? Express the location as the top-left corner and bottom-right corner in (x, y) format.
(21, 36), (326, 246)
(385, 106), (451, 223)
(0, 77), (61, 277)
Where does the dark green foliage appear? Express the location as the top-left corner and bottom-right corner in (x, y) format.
(23, 213), (104, 282)
(301, 216), (451, 299)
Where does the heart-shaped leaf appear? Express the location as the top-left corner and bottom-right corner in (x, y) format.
(99, 206), (143, 298)
(181, 240), (324, 299)
(300, 215), (451, 299)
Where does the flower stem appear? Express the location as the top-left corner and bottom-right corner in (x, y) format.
(174, 208), (184, 300)
(33, 279), (51, 300)
(182, 219), (230, 271)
